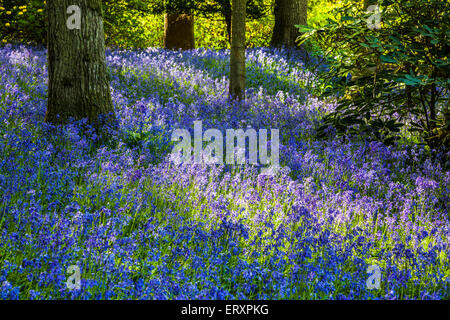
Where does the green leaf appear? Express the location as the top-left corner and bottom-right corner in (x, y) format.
(380, 55), (396, 63)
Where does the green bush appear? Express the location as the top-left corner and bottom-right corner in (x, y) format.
(103, 1), (164, 48)
(0, 0), (46, 44)
(299, 0), (450, 150)
(0, 0), (349, 49)
(307, 0), (346, 28)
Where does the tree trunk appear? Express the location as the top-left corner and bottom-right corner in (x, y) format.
(164, 14), (195, 50)
(46, 0), (115, 126)
(271, 0), (307, 48)
(229, 0), (246, 100)
(223, 0), (232, 43)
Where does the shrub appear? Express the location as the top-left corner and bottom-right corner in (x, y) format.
(298, 0), (450, 151)
(0, 0), (46, 44)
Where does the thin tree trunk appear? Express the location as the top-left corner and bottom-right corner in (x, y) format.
(164, 13), (195, 50)
(225, 14), (232, 43)
(271, 0), (307, 48)
(223, 0), (232, 43)
(46, 0), (115, 126)
(230, 0), (246, 100)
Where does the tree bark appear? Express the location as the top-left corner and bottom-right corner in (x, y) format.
(45, 0), (115, 126)
(229, 0), (246, 100)
(270, 0), (307, 48)
(223, 0), (232, 43)
(164, 13), (195, 50)
(225, 13), (232, 43)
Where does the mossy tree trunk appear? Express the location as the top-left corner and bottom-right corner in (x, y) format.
(229, 0), (246, 100)
(164, 13), (195, 50)
(45, 0), (115, 126)
(271, 0), (307, 48)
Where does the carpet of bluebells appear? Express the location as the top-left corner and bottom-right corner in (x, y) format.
(0, 45), (449, 300)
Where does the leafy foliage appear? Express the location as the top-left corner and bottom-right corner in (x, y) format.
(0, 0), (46, 44)
(298, 0), (450, 150)
(307, 0), (346, 28)
(148, 0), (269, 20)
(0, 0), (274, 48)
